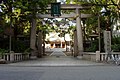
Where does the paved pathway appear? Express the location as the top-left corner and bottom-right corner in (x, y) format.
(7, 48), (107, 67)
(50, 48), (66, 56)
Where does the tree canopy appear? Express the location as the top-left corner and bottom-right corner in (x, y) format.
(0, 0), (120, 52)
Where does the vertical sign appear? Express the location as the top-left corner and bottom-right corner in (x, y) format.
(104, 31), (111, 53)
(51, 2), (61, 17)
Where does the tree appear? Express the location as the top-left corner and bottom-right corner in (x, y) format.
(0, 0), (52, 53)
(65, 0), (119, 52)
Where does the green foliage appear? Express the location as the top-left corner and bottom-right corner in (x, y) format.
(0, 0), (119, 53)
(85, 40), (98, 52)
(1, 0), (51, 32)
(111, 44), (120, 52)
(12, 39), (27, 53)
(112, 36), (120, 44)
(23, 48), (31, 54)
(85, 45), (97, 52)
(0, 28), (3, 33)
(78, 0), (119, 31)
(24, 48), (31, 52)
(111, 36), (120, 51)
(0, 48), (8, 58)
(0, 0), (52, 53)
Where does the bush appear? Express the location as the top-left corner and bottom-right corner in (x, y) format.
(111, 44), (120, 52)
(85, 40), (98, 52)
(0, 48), (8, 58)
(12, 39), (28, 53)
(111, 37), (120, 52)
(23, 48), (31, 54)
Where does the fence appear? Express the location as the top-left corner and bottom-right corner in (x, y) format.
(3, 52), (30, 63)
(82, 51), (120, 62)
(100, 52), (120, 62)
(1, 51), (120, 63)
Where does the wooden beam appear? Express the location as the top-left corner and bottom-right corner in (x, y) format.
(36, 13), (92, 18)
(47, 4), (91, 10)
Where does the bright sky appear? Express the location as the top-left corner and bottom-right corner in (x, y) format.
(57, 0), (66, 4)
(0, 6), (2, 12)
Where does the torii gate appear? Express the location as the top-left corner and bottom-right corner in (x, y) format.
(30, 4), (91, 58)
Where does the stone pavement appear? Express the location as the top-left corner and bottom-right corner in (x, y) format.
(50, 48), (67, 56)
(7, 48), (107, 67)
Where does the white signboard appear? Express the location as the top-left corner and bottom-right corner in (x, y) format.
(104, 31), (111, 53)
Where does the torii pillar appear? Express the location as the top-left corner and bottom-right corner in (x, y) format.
(76, 8), (83, 56)
(74, 30), (78, 57)
(30, 18), (37, 59)
(38, 31), (43, 58)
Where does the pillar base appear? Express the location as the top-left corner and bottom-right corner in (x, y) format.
(77, 56), (83, 59)
(30, 56), (37, 60)
(96, 51), (100, 62)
